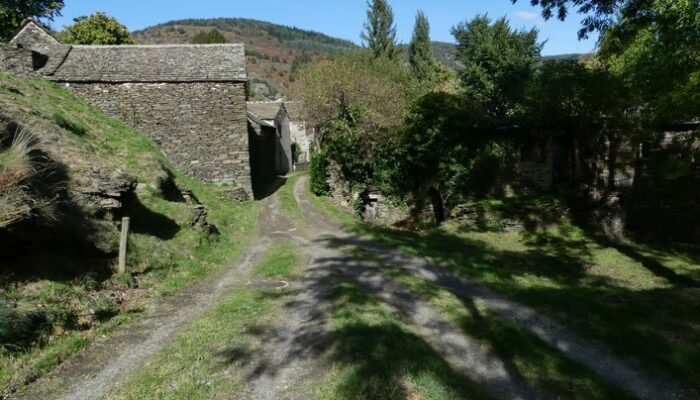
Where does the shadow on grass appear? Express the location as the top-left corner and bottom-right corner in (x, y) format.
(326, 282), (488, 399)
(253, 176), (287, 201)
(127, 195), (180, 240)
(349, 222), (700, 393)
(214, 246), (490, 399)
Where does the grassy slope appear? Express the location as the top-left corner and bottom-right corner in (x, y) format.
(0, 73), (259, 393)
(308, 190), (700, 395)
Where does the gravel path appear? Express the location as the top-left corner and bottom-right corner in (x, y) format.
(292, 177), (543, 400)
(293, 176), (695, 400)
(17, 176), (695, 400)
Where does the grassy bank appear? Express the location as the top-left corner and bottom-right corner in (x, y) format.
(276, 173), (306, 230)
(110, 241), (304, 399)
(0, 73), (260, 394)
(308, 190), (700, 394)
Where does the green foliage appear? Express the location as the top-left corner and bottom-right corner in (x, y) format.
(63, 12), (134, 45)
(190, 28), (227, 44)
(292, 50), (419, 134)
(310, 151), (330, 196)
(452, 15), (543, 117)
(600, 0), (700, 127)
(408, 11), (436, 82)
(361, 0), (399, 59)
(0, 1), (63, 42)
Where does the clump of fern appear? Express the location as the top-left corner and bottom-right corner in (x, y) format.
(0, 122), (58, 228)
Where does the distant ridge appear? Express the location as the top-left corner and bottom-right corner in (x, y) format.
(133, 17), (585, 99)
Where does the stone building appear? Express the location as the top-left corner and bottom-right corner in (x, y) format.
(280, 101), (314, 165)
(1, 21), (253, 195)
(247, 101), (291, 176)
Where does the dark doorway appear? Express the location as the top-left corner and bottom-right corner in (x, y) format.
(428, 187), (445, 224)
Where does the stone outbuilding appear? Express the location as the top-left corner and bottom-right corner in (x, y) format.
(280, 101), (314, 166)
(247, 101), (291, 177)
(1, 21), (253, 195)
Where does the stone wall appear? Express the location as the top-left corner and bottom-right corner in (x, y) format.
(65, 81), (252, 194)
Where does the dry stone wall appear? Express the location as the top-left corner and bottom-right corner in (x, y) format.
(65, 81), (252, 193)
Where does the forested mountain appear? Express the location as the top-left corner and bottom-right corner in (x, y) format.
(132, 18), (460, 99)
(132, 18), (358, 99)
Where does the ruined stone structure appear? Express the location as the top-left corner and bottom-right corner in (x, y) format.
(1, 21), (252, 195)
(281, 102), (314, 165)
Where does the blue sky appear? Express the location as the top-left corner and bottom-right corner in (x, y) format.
(51, 1), (598, 56)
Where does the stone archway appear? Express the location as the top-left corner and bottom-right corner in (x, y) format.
(428, 186), (445, 224)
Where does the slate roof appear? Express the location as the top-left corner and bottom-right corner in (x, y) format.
(49, 44), (247, 82)
(246, 101), (283, 121)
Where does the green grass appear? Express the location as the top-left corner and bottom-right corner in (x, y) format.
(111, 243), (305, 400)
(307, 191), (359, 227)
(389, 269), (635, 400)
(111, 288), (273, 400)
(254, 241), (304, 279)
(308, 187), (700, 393)
(277, 173), (306, 230)
(0, 73), (261, 394)
(314, 281), (490, 400)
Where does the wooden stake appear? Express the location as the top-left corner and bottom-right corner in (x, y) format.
(118, 217), (130, 274)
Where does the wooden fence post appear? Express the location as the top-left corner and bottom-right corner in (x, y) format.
(118, 217), (130, 274)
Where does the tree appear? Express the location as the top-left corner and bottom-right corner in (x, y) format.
(408, 10), (435, 82)
(361, 0), (399, 59)
(599, 0), (700, 126)
(0, 0), (64, 42)
(510, 0), (625, 38)
(191, 28), (228, 44)
(452, 15), (543, 117)
(63, 12), (133, 45)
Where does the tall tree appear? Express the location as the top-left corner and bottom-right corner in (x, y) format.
(0, 1), (64, 42)
(452, 15), (543, 116)
(361, 0), (399, 59)
(408, 10), (435, 82)
(63, 12), (133, 45)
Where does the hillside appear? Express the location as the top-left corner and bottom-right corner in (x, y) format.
(132, 18), (358, 100)
(132, 18), (460, 99)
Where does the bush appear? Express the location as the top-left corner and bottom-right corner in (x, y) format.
(309, 151), (330, 196)
(0, 123), (58, 228)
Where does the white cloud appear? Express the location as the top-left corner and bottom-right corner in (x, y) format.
(515, 10), (539, 21)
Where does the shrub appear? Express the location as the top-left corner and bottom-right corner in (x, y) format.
(309, 151), (330, 196)
(0, 122), (58, 228)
